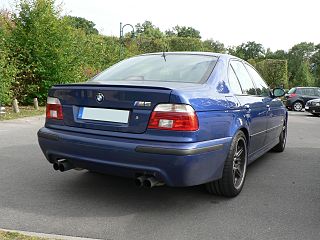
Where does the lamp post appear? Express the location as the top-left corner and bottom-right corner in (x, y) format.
(119, 22), (135, 59)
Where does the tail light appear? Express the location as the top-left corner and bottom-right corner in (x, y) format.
(46, 97), (63, 120)
(288, 93), (297, 98)
(148, 104), (198, 131)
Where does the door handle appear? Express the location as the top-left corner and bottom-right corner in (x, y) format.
(266, 104), (271, 111)
(243, 104), (251, 112)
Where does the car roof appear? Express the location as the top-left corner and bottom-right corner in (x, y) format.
(296, 87), (319, 89)
(139, 51), (238, 60)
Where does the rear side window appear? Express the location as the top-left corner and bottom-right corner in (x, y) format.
(92, 54), (218, 84)
(245, 64), (270, 97)
(288, 88), (296, 94)
(303, 88), (316, 96)
(316, 88), (320, 96)
(230, 61), (256, 95)
(228, 66), (243, 95)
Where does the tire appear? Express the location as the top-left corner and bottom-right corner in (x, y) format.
(293, 101), (303, 111)
(206, 131), (247, 197)
(272, 121), (287, 152)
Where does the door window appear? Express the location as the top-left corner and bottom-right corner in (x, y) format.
(245, 64), (270, 97)
(228, 66), (243, 95)
(230, 61), (256, 95)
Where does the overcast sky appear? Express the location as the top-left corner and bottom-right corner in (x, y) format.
(1, 0), (319, 51)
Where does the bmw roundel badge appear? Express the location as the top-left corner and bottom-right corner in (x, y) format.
(96, 93), (104, 103)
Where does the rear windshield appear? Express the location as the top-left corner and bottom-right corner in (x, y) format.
(92, 54), (218, 83)
(288, 88), (296, 94)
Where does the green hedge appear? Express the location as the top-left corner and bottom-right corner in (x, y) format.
(250, 59), (289, 88)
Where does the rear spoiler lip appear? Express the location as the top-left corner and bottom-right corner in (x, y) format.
(51, 83), (173, 91)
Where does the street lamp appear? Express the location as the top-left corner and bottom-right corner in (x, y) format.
(119, 22), (135, 59)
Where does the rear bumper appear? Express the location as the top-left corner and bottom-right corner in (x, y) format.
(38, 127), (231, 187)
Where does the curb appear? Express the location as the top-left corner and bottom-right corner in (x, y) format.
(0, 228), (102, 240)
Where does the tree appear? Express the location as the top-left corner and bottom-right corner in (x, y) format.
(288, 42), (315, 85)
(10, 0), (85, 104)
(165, 25), (201, 39)
(265, 49), (288, 60)
(0, 10), (17, 104)
(228, 41), (265, 60)
(202, 39), (225, 53)
(135, 21), (163, 38)
(64, 16), (99, 35)
(311, 44), (320, 86)
(293, 60), (315, 87)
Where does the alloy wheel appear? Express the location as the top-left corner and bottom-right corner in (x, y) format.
(293, 102), (303, 111)
(232, 138), (247, 189)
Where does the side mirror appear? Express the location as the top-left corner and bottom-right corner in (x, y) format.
(273, 88), (285, 98)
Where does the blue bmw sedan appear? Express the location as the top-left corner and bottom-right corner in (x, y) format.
(38, 52), (287, 197)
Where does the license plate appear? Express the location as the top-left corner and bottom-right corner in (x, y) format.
(78, 107), (129, 123)
(305, 106), (309, 109)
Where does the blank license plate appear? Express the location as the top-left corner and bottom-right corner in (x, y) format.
(78, 107), (129, 123)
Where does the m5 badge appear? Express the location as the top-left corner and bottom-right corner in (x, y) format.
(134, 101), (152, 107)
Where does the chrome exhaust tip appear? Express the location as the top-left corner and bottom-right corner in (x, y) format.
(58, 160), (74, 172)
(135, 176), (146, 188)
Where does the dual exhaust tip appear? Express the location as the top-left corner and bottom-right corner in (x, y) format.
(53, 160), (74, 172)
(53, 161), (163, 188)
(135, 176), (164, 188)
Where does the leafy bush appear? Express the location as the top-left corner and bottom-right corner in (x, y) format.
(0, 12), (16, 105)
(251, 59), (289, 88)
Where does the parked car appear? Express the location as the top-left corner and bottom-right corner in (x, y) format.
(305, 99), (320, 116)
(38, 52), (287, 197)
(284, 87), (320, 111)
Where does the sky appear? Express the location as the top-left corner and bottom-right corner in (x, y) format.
(1, 0), (320, 51)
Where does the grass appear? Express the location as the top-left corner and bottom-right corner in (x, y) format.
(0, 230), (50, 240)
(0, 106), (45, 121)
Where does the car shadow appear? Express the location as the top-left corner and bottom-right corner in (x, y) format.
(0, 144), (279, 220)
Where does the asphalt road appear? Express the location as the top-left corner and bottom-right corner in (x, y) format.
(0, 111), (319, 240)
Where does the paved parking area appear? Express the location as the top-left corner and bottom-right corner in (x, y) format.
(0, 112), (319, 240)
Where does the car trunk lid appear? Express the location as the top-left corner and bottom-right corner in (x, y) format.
(49, 83), (172, 134)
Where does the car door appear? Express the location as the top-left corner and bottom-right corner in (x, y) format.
(229, 60), (268, 156)
(244, 64), (284, 145)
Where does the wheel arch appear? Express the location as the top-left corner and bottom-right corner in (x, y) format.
(229, 114), (250, 147)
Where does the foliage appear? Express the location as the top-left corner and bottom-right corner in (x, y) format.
(228, 41), (265, 60)
(64, 15), (99, 35)
(251, 59), (288, 88)
(165, 25), (201, 39)
(135, 21), (163, 39)
(265, 49), (288, 60)
(293, 60), (315, 87)
(167, 37), (203, 51)
(8, 0), (87, 104)
(202, 39), (225, 53)
(311, 44), (320, 86)
(0, 10), (17, 105)
(287, 42), (315, 86)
